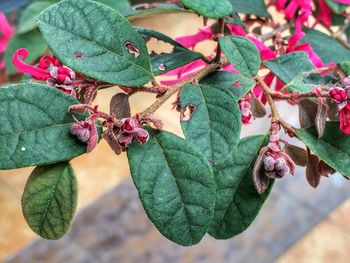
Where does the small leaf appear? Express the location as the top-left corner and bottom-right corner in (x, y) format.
(250, 97), (266, 118)
(285, 144), (307, 167)
(339, 61), (350, 76)
(263, 52), (315, 84)
(318, 160), (336, 177)
(5, 30), (48, 75)
(219, 36), (261, 78)
(229, 0), (269, 17)
(179, 84), (241, 164)
(181, 0), (233, 18)
(38, 0), (153, 86)
(298, 99), (318, 128)
(136, 27), (203, 76)
(252, 147), (270, 194)
(208, 135), (273, 239)
(299, 29), (350, 64)
(306, 153), (321, 188)
(110, 93), (131, 119)
(315, 99), (328, 138)
(22, 162), (77, 239)
(127, 129), (216, 246)
(200, 71), (256, 100)
(0, 83), (97, 170)
(18, 1), (54, 34)
(296, 122), (350, 178)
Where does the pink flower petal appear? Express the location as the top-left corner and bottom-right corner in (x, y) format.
(12, 49), (50, 80)
(176, 27), (213, 49)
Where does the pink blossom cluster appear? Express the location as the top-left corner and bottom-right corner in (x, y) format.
(12, 48), (77, 96)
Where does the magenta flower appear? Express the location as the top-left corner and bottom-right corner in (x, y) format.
(0, 12), (14, 69)
(12, 48), (76, 96)
(117, 118), (149, 146)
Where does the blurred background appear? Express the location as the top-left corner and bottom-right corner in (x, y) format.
(1, 0), (350, 262)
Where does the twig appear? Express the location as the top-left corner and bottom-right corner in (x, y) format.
(140, 58), (229, 116)
(214, 18), (225, 63)
(260, 23), (290, 42)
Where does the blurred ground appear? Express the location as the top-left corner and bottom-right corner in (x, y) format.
(1, 10), (350, 263)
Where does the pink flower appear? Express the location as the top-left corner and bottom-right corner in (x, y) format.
(286, 31), (324, 68)
(238, 95), (253, 124)
(12, 48), (76, 96)
(340, 103), (350, 134)
(0, 12), (14, 69)
(314, 0), (333, 27)
(272, 0), (313, 33)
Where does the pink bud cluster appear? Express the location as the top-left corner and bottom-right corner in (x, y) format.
(238, 94), (253, 124)
(262, 125), (295, 179)
(69, 104), (150, 154)
(12, 48), (76, 97)
(117, 117), (149, 147)
(329, 77), (350, 134)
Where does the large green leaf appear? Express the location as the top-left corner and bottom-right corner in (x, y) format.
(18, 1), (53, 34)
(38, 0), (153, 86)
(22, 162), (77, 239)
(209, 135), (272, 239)
(296, 122), (350, 177)
(136, 27), (203, 76)
(127, 129), (216, 246)
(300, 29), (350, 65)
(125, 3), (191, 20)
(181, 0), (233, 18)
(219, 36), (261, 78)
(0, 83), (94, 170)
(201, 71), (256, 100)
(229, 0), (269, 17)
(5, 30), (48, 75)
(263, 52), (315, 84)
(179, 84), (241, 164)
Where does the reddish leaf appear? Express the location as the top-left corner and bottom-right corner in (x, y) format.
(252, 147), (270, 194)
(285, 144), (307, 167)
(306, 153), (321, 188)
(110, 93), (131, 119)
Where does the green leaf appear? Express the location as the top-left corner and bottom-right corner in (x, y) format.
(296, 122), (350, 177)
(5, 30), (48, 75)
(18, 1), (53, 34)
(209, 135), (273, 239)
(339, 61), (350, 75)
(200, 71), (256, 100)
(180, 84), (241, 164)
(22, 162), (77, 239)
(124, 3), (191, 20)
(96, 0), (130, 13)
(38, 0), (153, 87)
(263, 52), (314, 84)
(299, 28), (350, 65)
(181, 0), (233, 18)
(219, 36), (261, 78)
(136, 27), (203, 76)
(287, 72), (335, 93)
(127, 129), (216, 246)
(229, 0), (269, 17)
(325, 0), (348, 14)
(0, 83), (95, 170)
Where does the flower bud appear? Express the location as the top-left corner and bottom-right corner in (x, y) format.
(329, 87), (347, 102)
(77, 128), (90, 143)
(264, 156), (275, 172)
(274, 158), (285, 171)
(120, 118), (136, 133)
(134, 128), (149, 144)
(341, 76), (350, 89)
(70, 123), (82, 135)
(117, 133), (133, 147)
(276, 165), (289, 178)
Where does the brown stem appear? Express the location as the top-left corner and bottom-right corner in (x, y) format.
(140, 58), (229, 117)
(259, 23), (290, 42)
(214, 18), (225, 63)
(255, 76), (296, 135)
